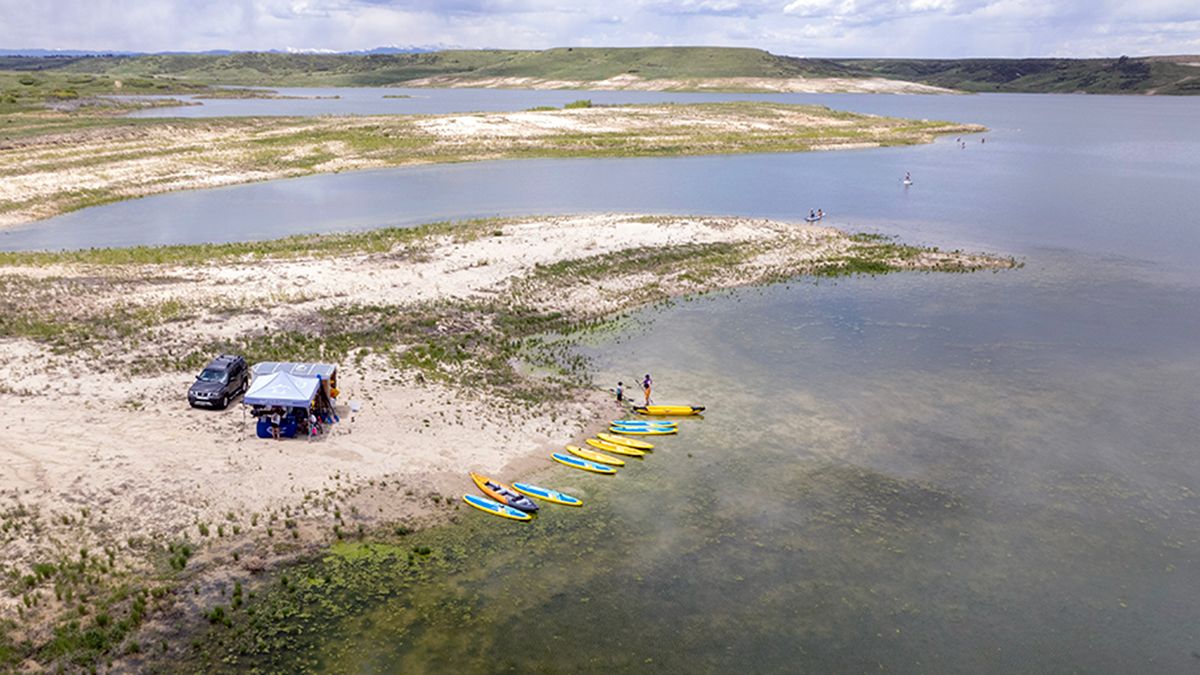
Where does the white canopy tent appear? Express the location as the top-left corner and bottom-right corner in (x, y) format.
(243, 371), (320, 409)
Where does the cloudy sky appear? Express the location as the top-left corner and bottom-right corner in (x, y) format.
(3, 0), (1198, 58)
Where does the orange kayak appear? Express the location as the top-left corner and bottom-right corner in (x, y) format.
(470, 471), (539, 513)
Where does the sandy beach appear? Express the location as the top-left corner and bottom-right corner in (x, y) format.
(0, 213), (1013, 663)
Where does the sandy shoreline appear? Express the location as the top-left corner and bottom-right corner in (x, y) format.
(402, 73), (957, 95)
(0, 213), (1014, 666)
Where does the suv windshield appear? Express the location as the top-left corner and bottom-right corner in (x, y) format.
(198, 368), (228, 384)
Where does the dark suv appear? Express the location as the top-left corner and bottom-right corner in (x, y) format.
(188, 354), (249, 409)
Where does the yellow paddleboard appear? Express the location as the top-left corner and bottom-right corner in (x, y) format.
(596, 432), (654, 450)
(567, 444), (626, 466)
(586, 437), (647, 457)
(632, 405), (705, 416)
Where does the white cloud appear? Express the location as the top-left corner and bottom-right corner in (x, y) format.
(0, 0), (1197, 57)
(782, 0), (856, 18)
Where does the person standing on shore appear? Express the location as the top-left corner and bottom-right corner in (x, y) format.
(642, 374), (653, 406)
(270, 408), (282, 440)
(615, 381), (625, 403)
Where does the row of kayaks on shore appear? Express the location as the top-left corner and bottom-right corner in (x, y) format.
(462, 403), (704, 521)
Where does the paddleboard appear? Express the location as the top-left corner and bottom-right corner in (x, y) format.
(596, 432), (655, 450)
(805, 215), (823, 222)
(567, 444), (626, 466)
(586, 437), (647, 457)
(609, 425), (677, 435)
(513, 482), (583, 507)
(552, 452), (616, 474)
(611, 419), (677, 428)
(631, 405), (705, 416)
(470, 471), (539, 513)
(462, 494), (532, 521)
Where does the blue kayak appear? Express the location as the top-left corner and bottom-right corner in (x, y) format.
(513, 482), (583, 506)
(462, 494), (532, 521)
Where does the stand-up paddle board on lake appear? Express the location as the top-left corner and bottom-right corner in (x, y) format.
(612, 419), (677, 428)
(596, 433), (655, 450)
(628, 403), (700, 415)
(462, 494), (532, 521)
(567, 444), (626, 466)
(609, 425), (677, 435)
(587, 438), (648, 457)
(552, 452), (617, 474)
(512, 482), (583, 507)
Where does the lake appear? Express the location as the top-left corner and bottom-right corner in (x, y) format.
(120, 86), (768, 118)
(10, 90), (1200, 671)
(5, 93), (1199, 281)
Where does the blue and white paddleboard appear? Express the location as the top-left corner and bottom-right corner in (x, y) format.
(551, 452), (617, 474)
(462, 494), (533, 521)
(611, 419), (677, 427)
(513, 482), (583, 507)
(609, 425), (678, 435)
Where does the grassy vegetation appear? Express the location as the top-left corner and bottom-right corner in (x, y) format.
(0, 217), (500, 267)
(0, 541), (166, 669)
(2, 49), (1196, 94)
(0, 216), (1012, 400)
(0, 48), (865, 88)
(836, 56), (1200, 95)
(0, 70), (208, 113)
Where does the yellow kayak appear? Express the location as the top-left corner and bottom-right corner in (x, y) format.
(596, 432), (654, 451)
(586, 437), (647, 457)
(631, 405), (705, 416)
(608, 426), (676, 436)
(567, 444), (626, 466)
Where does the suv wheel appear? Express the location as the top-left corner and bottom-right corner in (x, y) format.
(219, 395), (228, 410)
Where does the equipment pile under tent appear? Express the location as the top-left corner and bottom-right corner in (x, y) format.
(242, 361), (340, 439)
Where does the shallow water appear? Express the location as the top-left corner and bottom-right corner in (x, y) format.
(144, 92), (1200, 672)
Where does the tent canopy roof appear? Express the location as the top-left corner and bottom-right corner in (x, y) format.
(251, 361), (337, 380)
(243, 371), (320, 408)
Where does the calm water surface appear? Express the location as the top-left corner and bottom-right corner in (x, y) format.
(120, 86), (759, 118)
(12, 91), (1200, 670)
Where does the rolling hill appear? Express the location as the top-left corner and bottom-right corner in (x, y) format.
(1, 48), (1197, 94)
